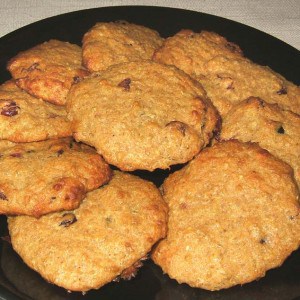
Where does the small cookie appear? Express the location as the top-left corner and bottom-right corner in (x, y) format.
(221, 97), (300, 188)
(199, 56), (300, 116)
(153, 29), (243, 77)
(0, 80), (71, 142)
(7, 40), (89, 106)
(67, 61), (220, 171)
(0, 138), (111, 217)
(82, 21), (163, 72)
(8, 171), (168, 292)
(152, 140), (300, 290)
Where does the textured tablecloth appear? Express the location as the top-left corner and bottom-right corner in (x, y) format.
(0, 0), (299, 50)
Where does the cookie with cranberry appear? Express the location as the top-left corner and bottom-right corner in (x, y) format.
(152, 140), (300, 290)
(198, 56), (300, 116)
(0, 80), (71, 142)
(82, 21), (163, 72)
(67, 61), (220, 171)
(7, 40), (89, 105)
(153, 30), (300, 117)
(0, 138), (111, 217)
(8, 171), (167, 291)
(221, 97), (300, 188)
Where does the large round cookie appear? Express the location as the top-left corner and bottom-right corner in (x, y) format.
(0, 80), (71, 142)
(152, 140), (300, 290)
(221, 97), (300, 189)
(0, 138), (111, 217)
(7, 40), (89, 106)
(8, 171), (168, 292)
(67, 60), (220, 171)
(82, 21), (163, 72)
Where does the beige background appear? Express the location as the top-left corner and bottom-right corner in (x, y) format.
(0, 0), (299, 50)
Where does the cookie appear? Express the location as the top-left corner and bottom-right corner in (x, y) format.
(153, 29), (243, 77)
(0, 80), (72, 142)
(82, 21), (164, 72)
(67, 60), (220, 171)
(220, 97), (300, 188)
(7, 40), (89, 106)
(152, 140), (300, 290)
(0, 138), (111, 217)
(198, 56), (300, 116)
(153, 30), (300, 117)
(8, 171), (168, 292)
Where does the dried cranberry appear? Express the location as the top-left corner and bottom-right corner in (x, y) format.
(73, 76), (81, 83)
(276, 87), (287, 95)
(57, 149), (64, 156)
(1, 100), (20, 117)
(0, 191), (7, 200)
(10, 152), (22, 158)
(118, 78), (131, 91)
(277, 126), (285, 134)
(260, 238), (267, 244)
(59, 213), (77, 227)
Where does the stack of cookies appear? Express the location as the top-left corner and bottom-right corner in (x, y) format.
(1, 20), (300, 293)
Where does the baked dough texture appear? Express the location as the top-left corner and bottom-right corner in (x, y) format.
(7, 39), (89, 106)
(0, 138), (112, 217)
(0, 80), (71, 142)
(8, 171), (168, 292)
(82, 21), (163, 72)
(153, 30), (300, 117)
(199, 56), (300, 116)
(221, 97), (300, 189)
(152, 140), (300, 290)
(67, 60), (220, 171)
(153, 30), (243, 77)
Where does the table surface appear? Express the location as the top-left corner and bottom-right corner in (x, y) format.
(0, 0), (299, 50)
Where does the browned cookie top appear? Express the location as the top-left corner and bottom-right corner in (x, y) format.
(82, 21), (164, 72)
(8, 171), (168, 292)
(152, 140), (300, 290)
(153, 29), (243, 77)
(0, 138), (111, 217)
(221, 97), (300, 188)
(67, 60), (220, 171)
(0, 80), (72, 142)
(199, 56), (300, 116)
(7, 40), (89, 105)
(153, 30), (300, 117)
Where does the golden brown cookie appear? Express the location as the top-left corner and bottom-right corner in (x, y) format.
(0, 80), (72, 142)
(67, 60), (220, 171)
(198, 56), (300, 116)
(82, 21), (163, 72)
(0, 138), (111, 217)
(220, 97), (300, 188)
(7, 40), (89, 106)
(8, 171), (168, 292)
(153, 29), (243, 77)
(152, 140), (300, 290)
(153, 30), (300, 117)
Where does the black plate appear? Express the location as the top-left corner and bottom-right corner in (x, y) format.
(0, 5), (299, 300)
